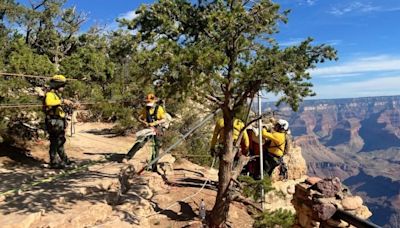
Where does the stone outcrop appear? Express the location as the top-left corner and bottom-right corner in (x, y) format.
(264, 145), (308, 213)
(292, 177), (372, 228)
(271, 146), (308, 181)
(269, 95), (400, 227)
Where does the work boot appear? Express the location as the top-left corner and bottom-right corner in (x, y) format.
(50, 163), (64, 169)
(65, 160), (76, 165)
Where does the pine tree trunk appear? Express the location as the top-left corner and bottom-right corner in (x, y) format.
(209, 112), (235, 227)
(209, 156), (233, 226)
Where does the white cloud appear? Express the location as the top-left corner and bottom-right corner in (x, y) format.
(280, 38), (304, 47)
(330, 2), (378, 16)
(280, 38), (342, 47)
(310, 55), (400, 77)
(104, 10), (139, 32)
(304, 0), (316, 6)
(119, 10), (138, 21)
(329, 2), (400, 16)
(320, 73), (361, 78)
(314, 76), (400, 99)
(326, 39), (342, 46)
(299, 0), (317, 6)
(294, 0), (317, 6)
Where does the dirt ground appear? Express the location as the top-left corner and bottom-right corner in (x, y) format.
(0, 122), (254, 228)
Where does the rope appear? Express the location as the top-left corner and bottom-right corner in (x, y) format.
(0, 101), (126, 109)
(0, 159), (104, 197)
(0, 72), (77, 81)
(0, 131), (121, 197)
(0, 104), (42, 109)
(0, 108), (221, 227)
(138, 109), (221, 174)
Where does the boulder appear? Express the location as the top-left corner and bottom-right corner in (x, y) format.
(311, 177), (342, 197)
(312, 203), (337, 221)
(272, 146), (307, 181)
(306, 176), (322, 185)
(341, 196), (363, 210)
(327, 219), (349, 227)
(353, 205), (372, 219)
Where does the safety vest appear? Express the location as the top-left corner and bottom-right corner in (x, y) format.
(262, 129), (286, 157)
(210, 118), (250, 151)
(44, 91), (65, 119)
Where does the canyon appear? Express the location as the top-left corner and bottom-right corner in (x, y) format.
(267, 95), (400, 227)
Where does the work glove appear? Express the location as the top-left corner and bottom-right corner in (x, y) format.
(149, 122), (157, 127)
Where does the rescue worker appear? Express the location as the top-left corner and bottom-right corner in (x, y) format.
(262, 119), (289, 176)
(44, 75), (75, 169)
(246, 125), (263, 179)
(210, 115), (250, 159)
(126, 93), (166, 171)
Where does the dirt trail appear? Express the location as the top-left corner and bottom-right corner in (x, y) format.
(0, 123), (253, 227)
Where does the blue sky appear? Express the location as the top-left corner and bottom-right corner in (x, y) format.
(276, 0), (400, 99)
(17, 0), (400, 99)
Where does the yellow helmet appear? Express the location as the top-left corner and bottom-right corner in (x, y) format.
(50, 74), (67, 83)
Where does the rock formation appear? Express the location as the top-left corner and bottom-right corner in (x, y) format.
(266, 95), (400, 227)
(292, 177), (372, 228)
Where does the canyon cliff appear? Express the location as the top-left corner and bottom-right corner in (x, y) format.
(266, 95), (400, 227)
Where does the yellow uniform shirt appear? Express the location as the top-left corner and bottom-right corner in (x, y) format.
(45, 91), (65, 118)
(210, 118), (250, 150)
(139, 105), (166, 123)
(262, 129), (286, 157)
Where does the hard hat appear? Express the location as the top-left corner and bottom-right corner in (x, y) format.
(50, 75), (67, 83)
(49, 75), (67, 89)
(277, 119), (289, 131)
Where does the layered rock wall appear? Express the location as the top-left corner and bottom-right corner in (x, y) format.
(292, 177), (372, 228)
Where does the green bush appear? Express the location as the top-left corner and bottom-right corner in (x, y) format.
(238, 175), (274, 201)
(253, 209), (295, 228)
(163, 105), (215, 167)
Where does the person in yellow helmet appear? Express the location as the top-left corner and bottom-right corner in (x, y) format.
(43, 75), (75, 169)
(262, 119), (289, 176)
(210, 117), (250, 158)
(138, 93), (166, 127)
(126, 93), (166, 171)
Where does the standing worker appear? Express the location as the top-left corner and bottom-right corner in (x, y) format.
(126, 93), (166, 171)
(262, 119), (289, 176)
(210, 115), (250, 159)
(43, 75), (76, 169)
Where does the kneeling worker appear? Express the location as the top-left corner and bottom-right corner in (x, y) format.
(262, 119), (289, 176)
(126, 93), (166, 171)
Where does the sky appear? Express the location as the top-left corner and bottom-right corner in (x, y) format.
(17, 0), (400, 100)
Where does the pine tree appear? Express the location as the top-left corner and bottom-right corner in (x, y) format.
(121, 0), (337, 226)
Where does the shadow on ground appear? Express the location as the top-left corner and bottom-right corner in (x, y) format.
(83, 128), (125, 138)
(0, 143), (44, 167)
(84, 152), (126, 163)
(153, 201), (197, 221)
